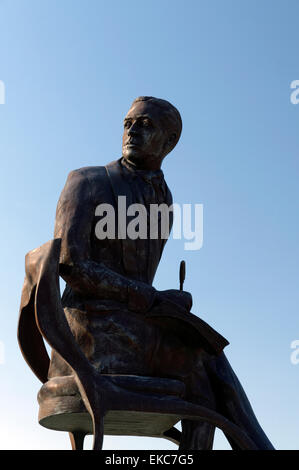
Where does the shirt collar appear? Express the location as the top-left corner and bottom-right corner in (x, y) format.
(120, 157), (164, 184)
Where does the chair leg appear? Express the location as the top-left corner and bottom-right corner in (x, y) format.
(163, 427), (181, 446)
(92, 413), (105, 450)
(69, 431), (86, 450)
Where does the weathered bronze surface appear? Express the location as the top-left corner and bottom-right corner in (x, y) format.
(18, 97), (274, 450)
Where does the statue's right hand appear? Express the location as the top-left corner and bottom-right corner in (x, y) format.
(156, 289), (193, 312)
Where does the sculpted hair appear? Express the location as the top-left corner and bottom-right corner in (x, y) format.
(131, 96), (182, 154)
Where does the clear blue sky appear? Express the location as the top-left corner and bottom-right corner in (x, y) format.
(0, 0), (298, 450)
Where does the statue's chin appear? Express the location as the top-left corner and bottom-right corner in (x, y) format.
(122, 151), (146, 167)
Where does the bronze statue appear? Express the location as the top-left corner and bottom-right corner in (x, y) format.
(18, 97), (274, 450)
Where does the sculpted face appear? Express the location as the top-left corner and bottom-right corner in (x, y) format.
(122, 100), (174, 171)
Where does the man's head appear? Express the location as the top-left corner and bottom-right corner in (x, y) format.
(122, 96), (182, 170)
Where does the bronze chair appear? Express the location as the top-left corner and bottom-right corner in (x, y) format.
(18, 239), (257, 450)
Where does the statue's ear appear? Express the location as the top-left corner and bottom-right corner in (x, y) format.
(163, 132), (177, 155)
(168, 132), (177, 147)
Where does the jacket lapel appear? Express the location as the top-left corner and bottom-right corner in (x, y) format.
(105, 159), (139, 278)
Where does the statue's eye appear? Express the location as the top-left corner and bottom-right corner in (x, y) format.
(142, 119), (151, 127)
(124, 120), (131, 129)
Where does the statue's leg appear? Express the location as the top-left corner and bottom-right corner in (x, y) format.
(205, 352), (274, 450)
(179, 353), (217, 450)
(69, 431), (86, 450)
(179, 420), (215, 450)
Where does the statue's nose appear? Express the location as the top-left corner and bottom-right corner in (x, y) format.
(128, 122), (139, 136)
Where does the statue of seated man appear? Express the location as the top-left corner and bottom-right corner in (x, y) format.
(39, 96), (273, 450)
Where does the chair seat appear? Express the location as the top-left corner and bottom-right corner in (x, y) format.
(38, 374), (186, 437)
